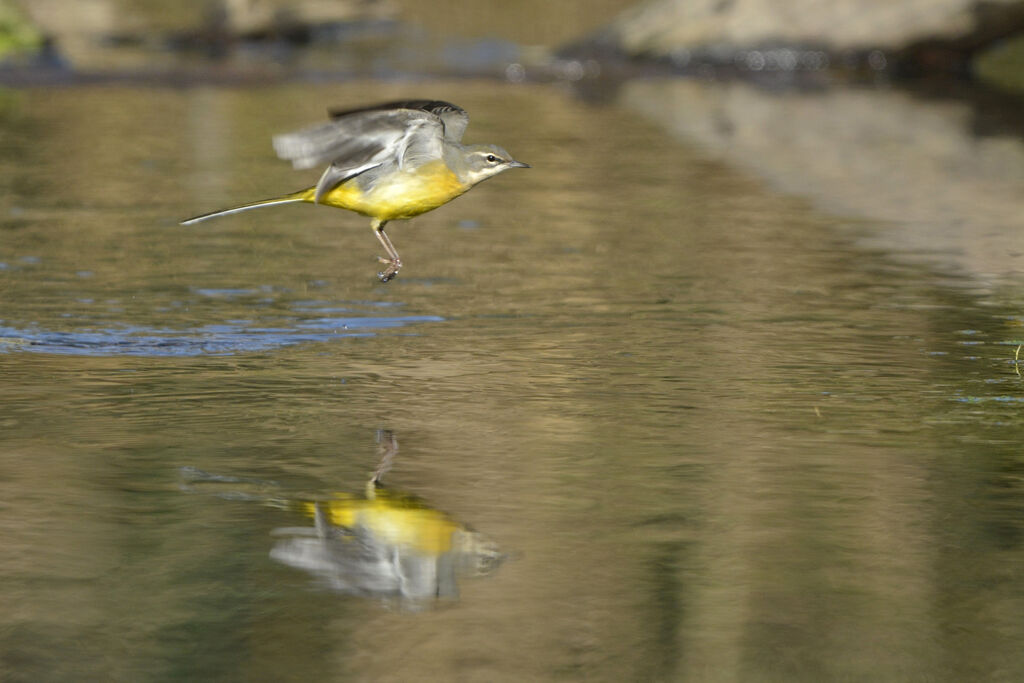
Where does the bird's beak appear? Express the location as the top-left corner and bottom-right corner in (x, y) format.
(509, 160), (530, 169)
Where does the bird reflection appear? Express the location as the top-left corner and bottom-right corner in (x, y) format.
(270, 432), (502, 606)
(182, 431), (503, 608)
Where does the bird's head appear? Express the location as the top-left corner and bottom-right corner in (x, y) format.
(459, 144), (530, 186)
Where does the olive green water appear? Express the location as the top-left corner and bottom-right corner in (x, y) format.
(1, 81), (1023, 682)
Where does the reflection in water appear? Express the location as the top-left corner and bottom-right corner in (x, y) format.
(621, 79), (1024, 280)
(184, 432), (503, 609)
(0, 317), (442, 356)
(0, 297), (443, 357)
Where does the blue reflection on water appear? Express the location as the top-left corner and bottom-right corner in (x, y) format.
(0, 313), (443, 357)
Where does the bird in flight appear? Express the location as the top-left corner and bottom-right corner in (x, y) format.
(182, 100), (529, 282)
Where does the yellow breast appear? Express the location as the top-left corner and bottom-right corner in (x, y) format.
(300, 494), (462, 555)
(314, 160), (467, 221)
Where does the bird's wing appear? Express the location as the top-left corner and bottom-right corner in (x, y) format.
(328, 100), (469, 142)
(273, 102), (467, 204)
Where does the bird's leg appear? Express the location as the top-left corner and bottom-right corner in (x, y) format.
(368, 430), (398, 493)
(372, 219), (402, 282)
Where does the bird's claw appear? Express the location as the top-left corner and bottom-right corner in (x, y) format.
(376, 256), (402, 282)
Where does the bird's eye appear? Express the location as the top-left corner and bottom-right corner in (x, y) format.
(486, 154), (498, 163)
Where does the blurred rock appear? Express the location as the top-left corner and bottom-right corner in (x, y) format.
(13, 0), (395, 70)
(219, 0), (396, 38)
(610, 0), (1024, 53)
(16, 1), (202, 43)
(568, 0), (1024, 81)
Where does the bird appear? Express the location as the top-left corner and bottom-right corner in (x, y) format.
(181, 100), (529, 282)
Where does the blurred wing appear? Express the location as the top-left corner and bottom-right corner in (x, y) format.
(273, 104), (460, 203)
(329, 100), (469, 142)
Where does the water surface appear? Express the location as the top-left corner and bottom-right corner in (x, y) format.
(1, 81), (1023, 681)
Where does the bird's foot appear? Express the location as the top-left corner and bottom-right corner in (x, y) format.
(377, 256), (402, 282)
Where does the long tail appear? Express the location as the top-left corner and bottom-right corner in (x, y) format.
(180, 189), (313, 225)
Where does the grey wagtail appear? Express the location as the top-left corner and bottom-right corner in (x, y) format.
(182, 100), (529, 282)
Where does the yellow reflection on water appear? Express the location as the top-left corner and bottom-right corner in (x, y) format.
(185, 431), (503, 608)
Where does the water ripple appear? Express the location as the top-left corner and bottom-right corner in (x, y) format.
(0, 314), (443, 357)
